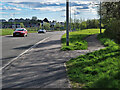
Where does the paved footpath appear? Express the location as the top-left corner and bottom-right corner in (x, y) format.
(2, 33), (105, 88)
(85, 34), (105, 52)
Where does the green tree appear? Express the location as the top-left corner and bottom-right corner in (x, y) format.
(99, 2), (120, 43)
(74, 19), (80, 30)
(43, 23), (50, 30)
(80, 21), (87, 30)
(32, 16), (37, 21)
(99, 2), (120, 22)
(39, 23), (42, 29)
(20, 23), (24, 28)
(54, 23), (62, 30)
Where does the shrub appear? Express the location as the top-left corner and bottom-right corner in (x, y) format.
(104, 19), (120, 43)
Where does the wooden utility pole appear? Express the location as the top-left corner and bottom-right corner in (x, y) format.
(66, 0), (69, 46)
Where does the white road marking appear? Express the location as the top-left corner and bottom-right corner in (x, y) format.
(1, 36), (50, 70)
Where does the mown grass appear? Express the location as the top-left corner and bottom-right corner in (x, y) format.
(0, 29), (14, 36)
(26, 27), (38, 33)
(28, 30), (37, 33)
(61, 29), (104, 50)
(0, 28), (38, 36)
(66, 33), (120, 88)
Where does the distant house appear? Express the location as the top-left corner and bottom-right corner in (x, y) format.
(19, 18), (24, 22)
(1, 18), (65, 30)
(0, 19), (7, 22)
(50, 21), (56, 26)
(8, 18), (14, 22)
(24, 23), (31, 28)
(49, 21), (57, 30)
(0, 23), (2, 29)
(16, 24), (21, 28)
(25, 19), (30, 22)
(4, 24), (12, 28)
(12, 25), (16, 29)
(14, 19), (20, 22)
(12, 24), (21, 28)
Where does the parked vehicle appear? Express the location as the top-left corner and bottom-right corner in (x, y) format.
(38, 29), (46, 33)
(13, 28), (28, 37)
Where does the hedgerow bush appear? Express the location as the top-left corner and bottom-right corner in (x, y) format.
(104, 19), (120, 43)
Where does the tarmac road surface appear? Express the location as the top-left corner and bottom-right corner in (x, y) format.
(1, 31), (64, 68)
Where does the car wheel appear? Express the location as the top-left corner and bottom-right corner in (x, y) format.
(13, 35), (15, 37)
(23, 34), (26, 37)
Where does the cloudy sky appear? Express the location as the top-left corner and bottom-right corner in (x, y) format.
(0, 0), (99, 22)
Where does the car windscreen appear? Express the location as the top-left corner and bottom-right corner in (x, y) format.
(15, 29), (24, 31)
(39, 29), (45, 31)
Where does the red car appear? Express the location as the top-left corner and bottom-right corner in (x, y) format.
(13, 28), (28, 37)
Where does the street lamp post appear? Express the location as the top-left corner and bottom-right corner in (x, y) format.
(66, 0), (69, 46)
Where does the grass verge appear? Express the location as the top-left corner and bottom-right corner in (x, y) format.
(0, 29), (14, 36)
(66, 33), (120, 88)
(61, 29), (104, 50)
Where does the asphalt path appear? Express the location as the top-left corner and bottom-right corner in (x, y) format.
(1, 31), (63, 68)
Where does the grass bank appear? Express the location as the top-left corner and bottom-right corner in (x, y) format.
(0, 29), (14, 36)
(66, 33), (120, 88)
(61, 29), (104, 50)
